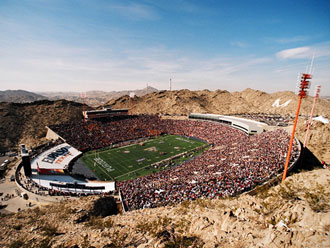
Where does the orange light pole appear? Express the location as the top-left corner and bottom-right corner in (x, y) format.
(282, 73), (311, 182)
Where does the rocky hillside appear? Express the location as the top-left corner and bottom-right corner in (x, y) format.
(0, 100), (85, 152)
(105, 88), (330, 117)
(0, 90), (47, 103)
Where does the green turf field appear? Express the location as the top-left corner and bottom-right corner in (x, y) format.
(80, 135), (207, 181)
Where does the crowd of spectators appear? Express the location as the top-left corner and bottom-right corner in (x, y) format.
(118, 119), (299, 210)
(49, 115), (165, 152)
(48, 188), (111, 197)
(49, 115), (300, 210)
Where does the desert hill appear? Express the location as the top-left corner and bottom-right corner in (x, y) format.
(105, 88), (330, 117)
(0, 90), (47, 103)
(0, 100), (84, 152)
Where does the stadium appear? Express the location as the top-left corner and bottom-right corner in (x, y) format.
(15, 110), (301, 211)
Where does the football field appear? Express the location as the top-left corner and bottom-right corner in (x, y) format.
(80, 135), (206, 181)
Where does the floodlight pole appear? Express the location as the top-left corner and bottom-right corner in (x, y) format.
(281, 95), (302, 182)
(282, 73), (311, 182)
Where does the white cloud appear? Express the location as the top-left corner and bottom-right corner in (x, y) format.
(276, 46), (311, 59)
(0, 37), (329, 95)
(0, 39), (272, 92)
(276, 42), (330, 60)
(230, 41), (248, 48)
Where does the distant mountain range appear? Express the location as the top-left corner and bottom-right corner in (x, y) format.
(0, 90), (47, 103)
(37, 86), (159, 107)
(0, 87), (159, 106)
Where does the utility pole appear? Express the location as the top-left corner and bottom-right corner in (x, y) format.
(303, 85), (321, 148)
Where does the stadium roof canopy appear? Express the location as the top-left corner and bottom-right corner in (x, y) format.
(189, 113), (265, 135)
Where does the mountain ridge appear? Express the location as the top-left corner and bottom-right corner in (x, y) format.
(105, 88), (330, 117)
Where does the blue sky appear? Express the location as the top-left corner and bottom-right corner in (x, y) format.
(0, 0), (329, 95)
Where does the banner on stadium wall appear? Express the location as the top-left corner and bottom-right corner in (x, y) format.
(32, 143), (82, 170)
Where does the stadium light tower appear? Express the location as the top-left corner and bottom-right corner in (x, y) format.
(169, 78), (172, 91)
(303, 85), (321, 148)
(282, 73), (311, 182)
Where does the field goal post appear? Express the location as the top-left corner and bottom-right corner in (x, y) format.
(93, 149), (100, 167)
